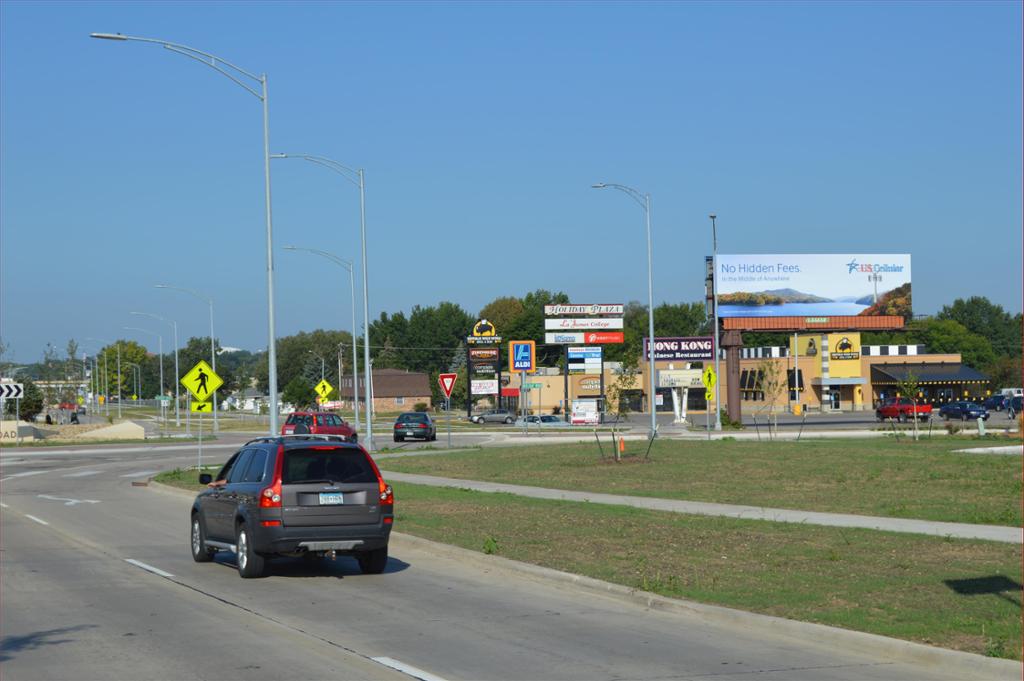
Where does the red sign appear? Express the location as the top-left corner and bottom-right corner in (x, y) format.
(438, 373), (458, 399)
(584, 332), (624, 344)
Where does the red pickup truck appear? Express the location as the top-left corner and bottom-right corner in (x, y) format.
(875, 397), (932, 422)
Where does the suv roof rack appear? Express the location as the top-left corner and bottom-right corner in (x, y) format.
(244, 434), (353, 446)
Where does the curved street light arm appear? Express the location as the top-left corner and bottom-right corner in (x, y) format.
(154, 284), (212, 305)
(90, 33), (264, 99)
(271, 153), (361, 187)
(592, 182), (647, 210)
(282, 245), (353, 271)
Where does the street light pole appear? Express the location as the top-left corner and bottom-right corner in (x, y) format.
(272, 155), (371, 449)
(592, 182), (659, 440)
(131, 312), (179, 426)
(710, 214), (722, 431)
(155, 284), (219, 433)
(282, 245), (360, 434)
(91, 32), (280, 435)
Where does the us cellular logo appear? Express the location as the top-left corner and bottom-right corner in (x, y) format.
(846, 259), (905, 274)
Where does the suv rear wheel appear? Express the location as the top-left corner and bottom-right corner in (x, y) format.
(357, 546), (388, 574)
(504, 416), (513, 424)
(236, 522), (266, 578)
(191, 514), (214, 563)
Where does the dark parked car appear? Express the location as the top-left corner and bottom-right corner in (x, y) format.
(938, 401), (989, 421)
(190, 434), (393, 578)
(982, 395), (1008, 411)
(282, 411), (356, 442)
(393, 412), (436, 442)
(470, 409), (514, 424)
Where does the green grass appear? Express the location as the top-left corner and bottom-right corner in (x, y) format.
(380, 438), (1023, 526)
(394, 483), (1022, 660)
(152, 468), (1022, 659)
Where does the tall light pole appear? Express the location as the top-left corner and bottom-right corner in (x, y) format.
(709, 214), (722, 431)
(592, 182), (658, 440)
(131, 312), (179, 426)
(91, 32), (281, 434)
(155, 284), (219, 432)
(85, 337), (120, 418)
(272, 154), (371, 449)
(283, 245), (361, 433)
(124, 362), (141, 402)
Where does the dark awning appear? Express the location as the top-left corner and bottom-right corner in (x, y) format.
(871, 362), (988, 386)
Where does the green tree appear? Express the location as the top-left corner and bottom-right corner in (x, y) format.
(4, 378), (43, 422)
(503, 289), (570, 367)
(936, 297), (1022, 359)
(895, 371), (922, 440)
(477, 296), (525, 336)
(282, 376), (315, 410)
(906, 319), (996, 371)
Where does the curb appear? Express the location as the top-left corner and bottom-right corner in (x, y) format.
(149, 481), (1019, 679)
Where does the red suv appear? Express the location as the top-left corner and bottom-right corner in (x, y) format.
(282, 411), (357, 442)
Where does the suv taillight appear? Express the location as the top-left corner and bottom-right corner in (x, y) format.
(379, 481), (393, 505)
(260, 444), (285, 508)
(362, 448), (393, 506)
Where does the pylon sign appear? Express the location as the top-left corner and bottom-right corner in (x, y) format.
(181, 360), (223, 403)
(438, 373), (457, 399)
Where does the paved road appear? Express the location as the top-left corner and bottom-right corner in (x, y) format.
(0, 441), (1013, 680)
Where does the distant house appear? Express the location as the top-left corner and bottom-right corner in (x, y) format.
(337, 368), (432, 412)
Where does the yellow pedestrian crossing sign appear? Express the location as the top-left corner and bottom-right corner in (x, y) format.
(191, 401), (213, 413)
(315, 379), (334, 400)
(702, 366), (717, 390)
(181, 360), (222, 402)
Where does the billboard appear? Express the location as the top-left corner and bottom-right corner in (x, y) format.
(714, 254), (911, 319)
(643, 337), (714, 361)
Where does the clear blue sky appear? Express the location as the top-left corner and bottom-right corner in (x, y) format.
(2, 1), (1020, 363)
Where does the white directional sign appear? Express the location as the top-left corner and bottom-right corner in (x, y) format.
(0, 383), (24, 399)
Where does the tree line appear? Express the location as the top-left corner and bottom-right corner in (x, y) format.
(3, 294), (1018, 420)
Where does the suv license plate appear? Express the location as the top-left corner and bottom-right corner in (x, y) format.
(319, 492), (344, 505)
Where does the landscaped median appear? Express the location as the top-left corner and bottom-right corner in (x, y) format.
(380, 437), (1023, 526)
(155, 436), (1022, 661)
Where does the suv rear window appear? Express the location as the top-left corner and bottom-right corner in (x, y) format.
(283, 447), (376, 484)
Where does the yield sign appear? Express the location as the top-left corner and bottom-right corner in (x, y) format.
(438, 373), (458, 399)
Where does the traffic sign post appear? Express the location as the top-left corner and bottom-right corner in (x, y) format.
(315, 379), (334, 403)
(702, 367), (717, 438)
(181, 360), (223, 403)
(438, 373), (458, 449)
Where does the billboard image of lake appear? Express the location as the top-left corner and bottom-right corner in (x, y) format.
(714, 254), (911, 319)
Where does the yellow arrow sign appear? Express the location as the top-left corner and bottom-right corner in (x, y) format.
(191, 401), (212, 413)
(181, 360), (223, 403)
(705, 390), (714, 403)
(702, 366), (717, 390)
(315, 379), (334, 399)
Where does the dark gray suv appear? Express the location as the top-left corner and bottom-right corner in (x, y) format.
(190, 435), (394, 578)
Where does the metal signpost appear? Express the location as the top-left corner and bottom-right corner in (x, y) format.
(438, 373), (457, 449)
(702, 366), (717, 438)
(509, 341), (536, 435)
(181, 360), (224, 473)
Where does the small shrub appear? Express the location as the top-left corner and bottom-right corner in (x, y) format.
(482, 536), (499, 555)
(413, 402), (428, 412)
(944, 422), (961, 435)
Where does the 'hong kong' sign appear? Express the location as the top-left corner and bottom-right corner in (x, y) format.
(642, 337), (715, 361)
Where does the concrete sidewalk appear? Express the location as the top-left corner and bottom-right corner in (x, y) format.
(381, 471), (1022, 544)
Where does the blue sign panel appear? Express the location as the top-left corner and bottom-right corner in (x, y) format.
(509, 340), (536, 373)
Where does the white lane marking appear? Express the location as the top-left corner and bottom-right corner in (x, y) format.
(25, 515), (50, 526)
(119, 470), (158, 479)
(38, 494), (101, 507)
(371, 657), (450, 681)
(124, 559), (174, 578)
(0, 502), (8, 508)
(63, 470), (101, 478)
(0, 470), (48, 482)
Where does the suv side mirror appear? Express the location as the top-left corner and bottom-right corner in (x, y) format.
(199, 473), (213, 485)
